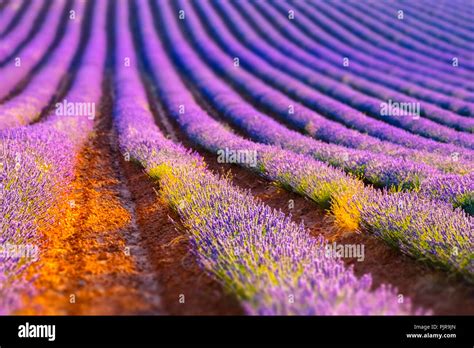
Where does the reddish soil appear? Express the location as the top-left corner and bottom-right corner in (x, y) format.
(121, 160), (243, 315)
(20, 81), (242, 315)
(19, 87), (160, 315)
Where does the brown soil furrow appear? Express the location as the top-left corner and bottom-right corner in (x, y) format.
(20, 78), (243, 315)
(141, 74), (179, 143)
(143, 76), (474, 315)
(120, 159), (243, 315)
(19, 82), (163, 315)
(113, 75), (243, 315)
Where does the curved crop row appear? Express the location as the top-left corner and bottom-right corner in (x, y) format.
(0, 0), (470, 315)
(0, 0), (45, 64)
(403, 0), (474, 33)
(140, 0), (363, 221)
(291, 0), (473, 91)
(206, 1), (474, 144)
(0, 0), (66, 100)
(167, 0), (474, 209)
(248, 1), (474, 118)
(367, 1), (474, 51)
(0, 0), (85, 129)
(282, 0), (474, 100)
(179, 0), (474, 176)
(148, 0), (474, 281)
(0, 0), (25, 37)
(350, 1), (473, 60)
(320, 1), (474, 76)
(354, 189), (473, 281)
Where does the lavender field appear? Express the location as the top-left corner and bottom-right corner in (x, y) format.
(0, 0), (473, 316)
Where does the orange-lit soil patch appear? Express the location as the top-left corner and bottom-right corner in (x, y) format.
(19, 90), (162, 315)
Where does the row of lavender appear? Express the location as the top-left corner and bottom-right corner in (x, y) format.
(0, 0), (45, 63)
(171, 0), (474, 213)
(0, 0), (419, 315)
(0, 0), (420, 314)
(278, 1), (474, 104)
(0, 0), (106, 313)
(303, 0), (474, 85)
(326, 0), (474, 74)
(172, 0), (474, 170)
(266, 2), (474, 106)
(0, 0), (83, 129)
(235, 1), (474, 129)
(0, 0), (69, 101)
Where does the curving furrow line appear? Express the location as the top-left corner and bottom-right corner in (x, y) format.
(171, 0), (474, 211)
(115, 0), (415, 316)
(235, 0), (474, 128)
(368, 0), (474, 49)
(283, 0), (474, 99)
(159, 0), (473, 284)
(288, 1), (474, 103)
(349, 1), (474, 59)
(175, 1), (473, 175)
(207, 1), (474, 147)
(263, 1), (474, 112)
(0, 0), (27, 38)
(401, 0), (474, 32)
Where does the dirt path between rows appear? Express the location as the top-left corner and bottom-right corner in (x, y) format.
(19, 80), (242, 315)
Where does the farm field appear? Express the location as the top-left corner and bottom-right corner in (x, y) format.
(0, 0), (473, 318)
